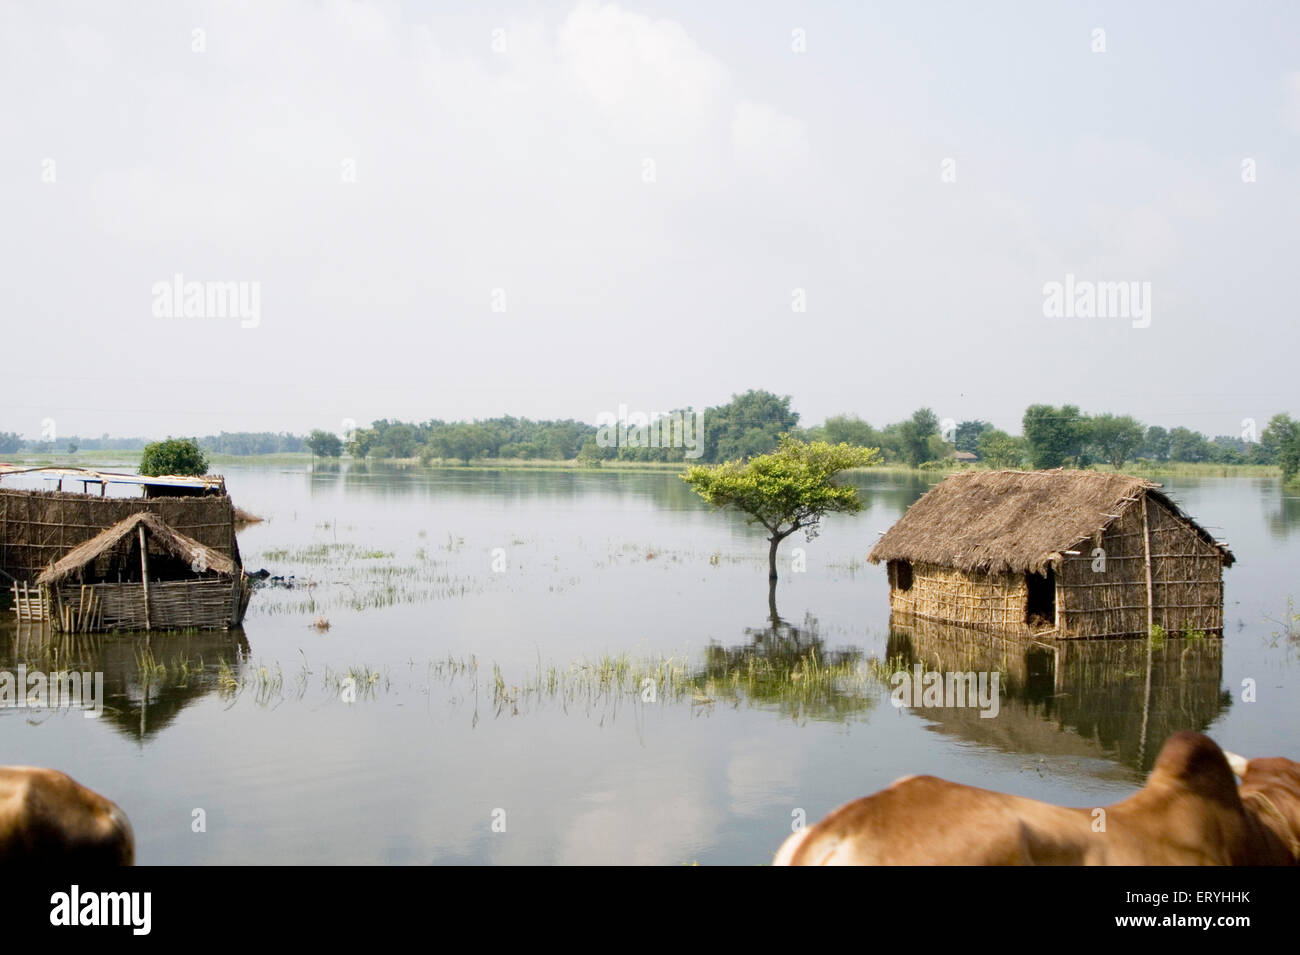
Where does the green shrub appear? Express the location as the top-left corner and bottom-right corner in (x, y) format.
(139, 437), (209, 476)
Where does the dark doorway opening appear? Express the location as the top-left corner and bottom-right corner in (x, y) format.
(892, 560), (913, 592)
(1025, 569), (1055, 627)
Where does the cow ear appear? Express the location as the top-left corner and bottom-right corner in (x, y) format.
(1223, 751), (1249, 779)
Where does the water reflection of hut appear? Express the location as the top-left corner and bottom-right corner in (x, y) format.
(868, 470), (1235, 639)
(34, 513), (250, 632)
(2, 621), (250, 740)
(887, 614), (1230, 772)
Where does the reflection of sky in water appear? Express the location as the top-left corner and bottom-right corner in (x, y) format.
(1, 467), (1297, 864)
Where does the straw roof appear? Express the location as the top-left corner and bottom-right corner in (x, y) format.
(867, 469), (1234, 575)
(37, 511), (235, 585)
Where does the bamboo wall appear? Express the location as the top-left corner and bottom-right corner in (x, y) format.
(0, 488), (240, 584)
(48, 577), (246, 632)
(1057, 496), (1224, 638)
(887, 559), (1029, 633)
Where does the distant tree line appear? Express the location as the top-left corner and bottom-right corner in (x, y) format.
(199, 431), (306, 455)
(808, 406), (1300, 477)
(0, 431), (305, 455)
(0, 433), (152, 454)
(340, 391), (803, 466)
(3, 395), (1298, 483)
(341, 417), (594, 465)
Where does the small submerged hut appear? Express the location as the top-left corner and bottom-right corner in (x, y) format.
(1, 466), (249, 630)
(867, 470), (1234, 639)
(0, 466), (239, 586)
(33, 512), (250, 632)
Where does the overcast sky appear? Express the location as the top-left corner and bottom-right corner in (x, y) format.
(2, 0), (1297, 440)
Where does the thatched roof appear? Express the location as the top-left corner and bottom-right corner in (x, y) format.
(867, 469), (1234, 575)
(37, 511), (236, 585)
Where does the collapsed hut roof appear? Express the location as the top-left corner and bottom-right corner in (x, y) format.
(37, 511), (236, 586)
(0, 464), (225, 494)
(867, 469), (1235, 575)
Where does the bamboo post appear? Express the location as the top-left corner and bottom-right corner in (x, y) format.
(1138, 495), (1155, 765)
(138, 524), (152, 630)
(1141, 498), (1155, 635)
(228, 573), (244, 628)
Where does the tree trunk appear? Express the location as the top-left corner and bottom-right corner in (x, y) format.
(768, 536), (780, 580)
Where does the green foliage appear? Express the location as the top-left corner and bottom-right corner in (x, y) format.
(954, 420), (993, 454)
(703, 390), (799, 463)
(819, 414), (880, 449)
(0, 432), (22, 454)
(139, 437), (209, 477)
(897, 408), (940, 467)
(423, 422), (499, 465)
(347, 419), (428, 459)
(926, 433), (952, 462)
(1088, 414), (1145, 469)
(1263, 414), (1300, 483)
(575, 440), (607, 467)
(1022, 404), (1087, 468)
(1168, 426), (1209, 463)
(348, 416), (595, 462)
(306, 430), (343, 457)
(976, 429), (1026, 468)
(1142, 425), (1171, 462)
(200, 432), (305, 454)
(682, 436), (880, 578)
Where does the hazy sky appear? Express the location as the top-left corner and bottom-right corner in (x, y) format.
(2, 0), (1297, 440)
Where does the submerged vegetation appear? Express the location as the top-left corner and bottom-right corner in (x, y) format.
(1265, 597), (1300, 649)
(108, 642), (893, 725)
(248, 541), (483, 615)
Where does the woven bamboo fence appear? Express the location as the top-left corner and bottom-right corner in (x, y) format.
(0, 488), (240, 585)
(46, 577), (248, 633)
(1056, 497), (1226, 638)
(887, 560), (1032, 635)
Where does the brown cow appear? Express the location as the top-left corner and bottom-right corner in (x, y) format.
(774, 732), (1300, 865)
(0, 766), (134, 865)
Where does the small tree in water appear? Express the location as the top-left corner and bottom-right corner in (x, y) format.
(682, 436), (879, 581)
(139, 437), (209, 477)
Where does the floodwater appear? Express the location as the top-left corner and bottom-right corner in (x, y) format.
(2, 466), (1298, 864)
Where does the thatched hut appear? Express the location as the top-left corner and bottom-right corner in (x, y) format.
(867, 470), (1234, 639)
(34, 512), (250, 632)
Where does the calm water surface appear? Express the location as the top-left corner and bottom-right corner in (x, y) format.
(3, 466), (1298, 864)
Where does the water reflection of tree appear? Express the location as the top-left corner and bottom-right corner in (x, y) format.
(1265, 483), (1300, 539)
(886, 615), (1230, 773)
(1, 623), (250, 742)
(845, 471), (935, 513)
(690, 592), (874, 724)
